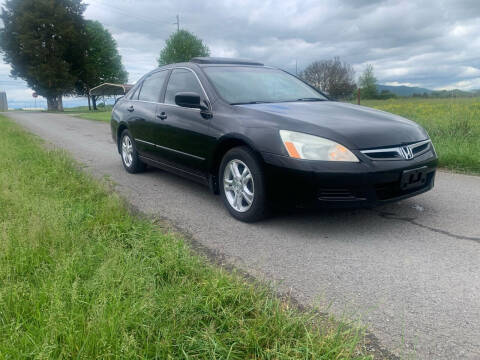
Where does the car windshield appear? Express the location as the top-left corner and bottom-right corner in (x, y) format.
(203, 66), (327, 104)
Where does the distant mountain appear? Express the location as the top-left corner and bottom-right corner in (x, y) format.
(468, 89), (480, 96)
(432, 88), (478, 97)
(377, 84), (433, 96)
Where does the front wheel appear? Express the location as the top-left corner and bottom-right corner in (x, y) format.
(120, 129), (145, 173)
(219, 146), (268, 222)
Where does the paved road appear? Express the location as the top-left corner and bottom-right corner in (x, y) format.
(6, 112), (480, 359)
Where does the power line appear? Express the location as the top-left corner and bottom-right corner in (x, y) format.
(174, 14), (180, 32)
(91, 0), (175, 30)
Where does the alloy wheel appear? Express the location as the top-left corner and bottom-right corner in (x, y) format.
(122, 135), (133, 168)
(223, 159), (254, 212)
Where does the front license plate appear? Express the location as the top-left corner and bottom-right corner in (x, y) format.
(400, 166), (428, 191)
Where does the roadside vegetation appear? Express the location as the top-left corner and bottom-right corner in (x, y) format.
(0, 115), (370, 359)
(362, 97), (480, 174)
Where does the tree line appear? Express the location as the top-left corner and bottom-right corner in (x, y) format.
(0, 0), (390, 111)
(300, 60), (395, 101)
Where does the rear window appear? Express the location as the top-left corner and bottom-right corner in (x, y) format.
(138, 70), (169, 102)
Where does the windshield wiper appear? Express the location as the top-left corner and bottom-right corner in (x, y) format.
(230, 101), (272, 105)
(293, 98), (326, 102)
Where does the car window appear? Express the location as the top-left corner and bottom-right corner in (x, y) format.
(164, 69), (204, 105)
(129, 85), (141, 100)
(138, 71), (168, 102)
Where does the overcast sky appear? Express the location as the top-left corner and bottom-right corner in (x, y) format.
(1, 0), (480, 107)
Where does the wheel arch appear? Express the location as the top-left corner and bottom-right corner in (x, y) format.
(208, 134), (263, 194)
(116, 122), (129, 153)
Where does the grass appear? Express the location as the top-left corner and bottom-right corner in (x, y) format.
(59, 105), (113, 122)
(60, 105), (113, 114)
(0, 114), (370, 359)
(361, 97), (480, 174)
(74, 110), (111, 122)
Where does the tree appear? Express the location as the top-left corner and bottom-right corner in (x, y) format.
(76, 20), (128, 110)
(0, 0), (87, 111)
(358, 64), (378, 99)
(158, 29), (209, 66)
(300, 57), (356, 99)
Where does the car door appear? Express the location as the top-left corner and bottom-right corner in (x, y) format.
(153, 68), (214, 176)
(128, 70), (169, 159)
(120, 82), (142, 140)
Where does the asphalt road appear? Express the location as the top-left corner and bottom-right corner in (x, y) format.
(6, 112), (480, 359)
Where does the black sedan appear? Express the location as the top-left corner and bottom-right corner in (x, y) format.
(111, 57), (438, 222)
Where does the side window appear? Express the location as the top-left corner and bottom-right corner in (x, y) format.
(129, 84), (141, 100)
(138, 71), (168, 102)
(164, 69), (204, 105)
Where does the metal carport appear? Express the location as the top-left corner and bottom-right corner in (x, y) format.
(89, 83), (133, 110)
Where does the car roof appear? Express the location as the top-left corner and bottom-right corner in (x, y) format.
(154, 58), (265, 73)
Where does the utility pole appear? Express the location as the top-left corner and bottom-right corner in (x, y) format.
(295, 59), (298, 76)
(174, 14), (180, 32)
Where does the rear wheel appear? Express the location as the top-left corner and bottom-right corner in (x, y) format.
(219, 146), (268, 222)
(120, 129), (145, 173)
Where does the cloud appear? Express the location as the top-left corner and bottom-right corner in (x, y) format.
(1, 0), (480, 105)
(384, 81), (422, 87)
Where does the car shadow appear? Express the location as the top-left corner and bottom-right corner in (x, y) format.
(138, 165), (430, 240)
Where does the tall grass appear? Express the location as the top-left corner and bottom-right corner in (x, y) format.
(362, 97), (480, 174)
(0, 115), (370, 359)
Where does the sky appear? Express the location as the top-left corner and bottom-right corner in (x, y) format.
(1, 0), (480, 108)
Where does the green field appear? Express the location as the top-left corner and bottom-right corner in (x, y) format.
(0, 115), (370, 359)
(361, 97), (480, 174)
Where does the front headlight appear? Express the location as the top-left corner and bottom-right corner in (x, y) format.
(279, 130), (359, 162)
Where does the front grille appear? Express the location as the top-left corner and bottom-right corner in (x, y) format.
(412, 142), (429, 156)
(361, 140), (431, 161)
(363, 150), (403, 160)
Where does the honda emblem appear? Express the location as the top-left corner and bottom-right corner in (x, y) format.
(400, 146), (414, 160)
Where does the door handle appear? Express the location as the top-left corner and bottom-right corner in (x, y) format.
(127, 105), (134, 112)
(157, 112), (167, 120)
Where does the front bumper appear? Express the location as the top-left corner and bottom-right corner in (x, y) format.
(261, 148), (438, 207)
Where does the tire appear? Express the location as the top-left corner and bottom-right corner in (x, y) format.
(219, 146), (268, 222)
(120, 129), (145, 173)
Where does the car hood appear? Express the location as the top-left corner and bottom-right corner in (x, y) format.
(238, 101), (428, 149)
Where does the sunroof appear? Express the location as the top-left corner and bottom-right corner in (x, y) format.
(191, 57), (264, 66)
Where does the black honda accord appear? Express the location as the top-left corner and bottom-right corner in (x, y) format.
(111, 57), (438, 222)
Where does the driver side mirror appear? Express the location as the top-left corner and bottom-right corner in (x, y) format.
(175, 92), (202, 109)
